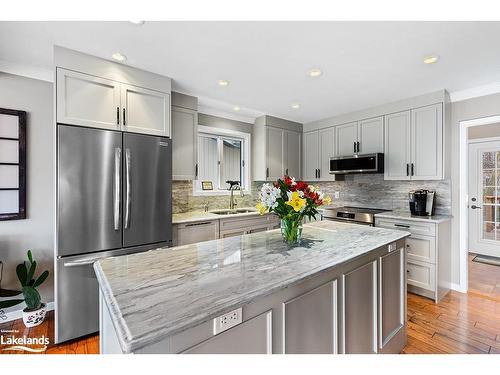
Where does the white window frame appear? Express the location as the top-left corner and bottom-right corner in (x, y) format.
(193, 125), (251, 196)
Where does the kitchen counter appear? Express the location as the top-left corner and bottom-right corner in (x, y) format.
(374, 211), (452, 223)
(95, 220), (409, 353)
(173, 208), (263, 224)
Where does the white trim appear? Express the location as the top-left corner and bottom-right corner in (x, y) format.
(198, 105), (258, 124)
(0, 60), (53, 82)
(0, 301), (54, 323)
(458, 114), (500, 294)
(468, 136), (500, 144)
(450, 282), (466, 293)
(450, 82), (500, 103)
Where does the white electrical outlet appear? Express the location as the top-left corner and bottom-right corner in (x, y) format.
(213, 307), (242, 335)
(334, 191), (340, 199)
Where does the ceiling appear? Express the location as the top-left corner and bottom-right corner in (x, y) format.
(1, 21), (500, 123)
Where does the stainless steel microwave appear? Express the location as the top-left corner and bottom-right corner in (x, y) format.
(329, 153), (384, 174)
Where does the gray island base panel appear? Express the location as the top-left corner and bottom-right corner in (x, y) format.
(95, 221), (409, 354)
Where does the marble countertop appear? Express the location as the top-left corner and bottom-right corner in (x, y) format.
(374, 211), (452, 223)
(173, 208), (265, 224)
(94, 220), (409, 353)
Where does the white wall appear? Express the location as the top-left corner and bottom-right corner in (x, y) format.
(0, 73), (54, 306)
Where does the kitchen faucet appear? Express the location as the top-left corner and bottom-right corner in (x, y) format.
(227, 180), (244, 209)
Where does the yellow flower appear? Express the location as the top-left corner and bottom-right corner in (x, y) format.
(323, 196), (332, 205)
(256, 202), (267, 215)
(286, 191), (306, 212)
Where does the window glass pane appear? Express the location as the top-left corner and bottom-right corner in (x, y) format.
(483, 169), (496, 187)
(483, 187), (496, 203)
(221, 138), (242, 188)
(483, 205), (495, 223)
(483, 221), (496, 241)
(198, 135), (219, 186)
(0, 165), (19, 188)
(483, 151), (496, 169)
(0, 139), (19, 163)
(0, 190), (19, 214)
(0, 114), (19, 138)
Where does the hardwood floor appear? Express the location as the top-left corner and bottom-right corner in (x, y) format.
(0, 311), (99, 354)
(2, 255), (500, 354)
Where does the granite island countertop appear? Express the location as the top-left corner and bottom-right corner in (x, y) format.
(94, 220), (409, 353)
(374, 211), (452, 223)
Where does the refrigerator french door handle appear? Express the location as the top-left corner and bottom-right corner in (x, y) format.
(114, 148), (121, 230)
(125, 148), (131, 229)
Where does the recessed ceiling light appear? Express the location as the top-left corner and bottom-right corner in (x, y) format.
(218, 80), (229, 87)
(308, 68), (322, 77)
(291, 103), (300, 109)
(129, 21), (145, 25)
(423, 55), (439, 64)
(233, 106), (240, 111)
(111, 52), (127, 62)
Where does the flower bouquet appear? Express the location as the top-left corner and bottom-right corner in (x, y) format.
(256, 176), (331, 245)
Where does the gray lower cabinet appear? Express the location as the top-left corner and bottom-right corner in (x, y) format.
(283, 280), (337, 354)
(378, 248), (405, 353)
(183, 311), (272, 354)
(342, 261), (378, 354)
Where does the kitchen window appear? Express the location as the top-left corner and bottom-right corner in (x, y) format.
(193, 126), (250, 195)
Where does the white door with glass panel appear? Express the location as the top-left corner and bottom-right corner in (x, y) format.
(469, 141), (500, 257)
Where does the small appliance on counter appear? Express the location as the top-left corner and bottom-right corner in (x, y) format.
(409, 190), (435, 216)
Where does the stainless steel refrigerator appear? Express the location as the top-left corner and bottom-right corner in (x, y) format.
(55, 124), (172, 343)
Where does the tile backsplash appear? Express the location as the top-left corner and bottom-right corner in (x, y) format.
(172, 174), (451, 215)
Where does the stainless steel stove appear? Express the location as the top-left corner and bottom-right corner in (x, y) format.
(322, 206), (391, 226)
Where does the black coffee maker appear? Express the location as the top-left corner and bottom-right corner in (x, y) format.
(409, 190), (429, 216)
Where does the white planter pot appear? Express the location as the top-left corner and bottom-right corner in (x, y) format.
(22, 303), (47, 328)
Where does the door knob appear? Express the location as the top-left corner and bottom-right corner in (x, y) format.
(471, 205), (482, 209)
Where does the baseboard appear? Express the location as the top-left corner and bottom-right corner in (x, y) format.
(450, 283), (466, 293)
(0, 301), (54, 323)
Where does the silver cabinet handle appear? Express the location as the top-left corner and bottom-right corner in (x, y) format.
(63, 260), (98, 267)
(394, 224), (410, 228)
(114, 148), (121, 231)
(125, 148), (131, 229)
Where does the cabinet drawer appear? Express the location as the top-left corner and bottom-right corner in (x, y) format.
(375, 218), (435, 236)
(407, 260), (435, 291)
(173, 220), (219, 246)
(406, 235), (436, 264)
(219, 215), (269, 232)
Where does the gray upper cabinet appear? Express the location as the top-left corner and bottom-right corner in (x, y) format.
(56, 68), (170, 137)
(172, 106), (197, 180)
(266, 126), (285, 180)
(411, 104), (443, 180)
(384, 111), (411, 180)
(358, 116), (384, 154)
(56, 68), (121, 130)
(384, 104), (443, 181)
(303, 131), (319, 181)
(336, 122), (358, 156)
(319, 127), (335, 181)
(120, 84), (170, 137)
(283, 280), (337, 354)
(285, 131), (301, 178)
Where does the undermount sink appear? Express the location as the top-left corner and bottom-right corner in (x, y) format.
(210, 209), (258, 215)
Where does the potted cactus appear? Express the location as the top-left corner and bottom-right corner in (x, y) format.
(0, 250), (49, 327)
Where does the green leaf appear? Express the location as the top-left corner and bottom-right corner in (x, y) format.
(27, 260), (37, 285)
(22, 286), (41, 311)
(33, 270), (49, 288)
(0, 299), (24, 309)
(27, 250), (33, 263)
(16, 263), (28, 286)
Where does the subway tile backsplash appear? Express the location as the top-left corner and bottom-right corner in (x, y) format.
(172, 174), (451, 215)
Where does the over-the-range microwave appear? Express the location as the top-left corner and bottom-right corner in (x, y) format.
(329, 153), (384, 174)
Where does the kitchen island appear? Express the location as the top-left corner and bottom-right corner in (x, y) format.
(95, 221), (409, 354)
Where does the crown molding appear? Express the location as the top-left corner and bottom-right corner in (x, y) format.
(449, 81), (500, 103)
(0, 60), (53, 82)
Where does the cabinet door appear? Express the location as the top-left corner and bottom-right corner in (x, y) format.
(121, 84), (170, 137)
(266, 127), (285, 180)
(174, 221), (219, 246)
(172, 106), (197, 180)
(303, 131), (319, 181)
(411, 104), (443, 180)
(319, 127), (335, 181)
(358, 116), (384, 154)
(379, 249), (405, 352)
(184, 311), (272, 354)
(384, 111), (411, 180)
(284, 280), (337, 354)
(285, 131), (301, 179)
(56, 68), (121, 130)
(336, 122), (358, 156)
(342, 261), (377, 354)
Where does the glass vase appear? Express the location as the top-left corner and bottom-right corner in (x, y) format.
(280, 218), (303, 245)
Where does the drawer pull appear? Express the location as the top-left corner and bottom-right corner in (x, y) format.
(185, 221), (212, 227)
(394, 224), (410, 228)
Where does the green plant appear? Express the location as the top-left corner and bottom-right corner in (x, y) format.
(0, 250), (49, 311)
